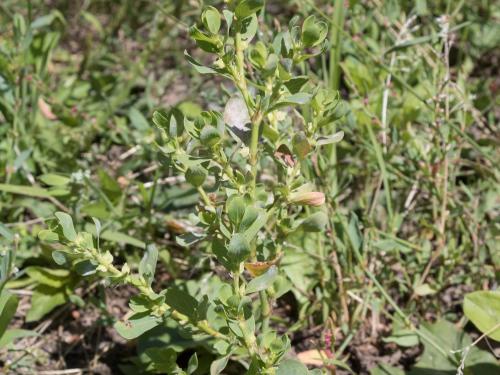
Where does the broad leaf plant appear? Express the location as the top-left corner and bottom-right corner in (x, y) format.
(40, 1), (346, 373)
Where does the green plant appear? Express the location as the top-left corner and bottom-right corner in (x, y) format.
(39, 1), (345, 373)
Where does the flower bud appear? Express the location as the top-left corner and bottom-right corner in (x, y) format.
(289, 191), (325, 206)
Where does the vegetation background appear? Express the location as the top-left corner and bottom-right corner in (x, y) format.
(0, 0), (498, 374)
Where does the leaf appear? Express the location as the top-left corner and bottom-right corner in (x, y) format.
(164, 287), (199, 321)
(55, 212), (77, 241)
(300, 212), (328, 232)
(128, 107), (149, 131)
(301, 15), (328, 48)
(235, 0), (263, 19)
(139, 245), (158, 286)
(184, 51), (220, 75)
(463, 291), (500, 341)
(74, 260), (97, 276)
(38, 229), (59, 242)
(246, 266), (278, 294)
(114, 312), (162, 340)
(210, 354), (230, 375)
(26, 285), (67, 322)
(0, 290), (18, 338)
(202, 6), (221, 34)
(316, 131), (344, 146)
(370, 364), (405, 375)
(414, 283), (436, 296)
(284, 76), (309, 94)
(189, 25), (221, 53)
(269, 92), (312, 112)
(227, 195), (246, 227)
(0, 329), (37, 349)
(187, 352), (199, 374)
(241, 208), (267, 242)
(39, 174), (70, 186)
(25, 266), (70, 288)
(277, 359), (309, 375)
(0, 183), (53, 198)
(227, 233), (251, 264)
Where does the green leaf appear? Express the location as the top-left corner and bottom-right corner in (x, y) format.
(0, 183), (53, 198)
(277, 359), (309, 375)
(269, 92), (312, 112)
(246, 266), (278, 294)
(227, 195), (246, 227)
(370, 364), (405, 375)
(74, 260), (97, 276)
(0, 329), (37, 349)
(200, 126), (222, 147)
(164, 287), (199, 321)
(84, 223), (146, 248)
(235, 0), (263, 19)
(187, 352), (199, 374)
(300, 212), (328, 232)
(464, 291), (500, 341)
(114, 312), (162, 340)
(227, 233), (251, 264)
(316, 131), (344, 147)
(189, 25), (221, 53)
(185, 165), (208, 187)
(55, 212), (77, 241)
(284, 76), (309, 94)
(0, 290), (18, 338)
(38, 229), (59, 242)
(25, 266), (70, 288)
(210, 354), (230, 375)
(139, 244), (158, 286)
(292, 132), (312, 159)
(301, 15), (328, 48)
(26, 285), (67, 322)
(202, 6), (221, 34)
(241, 207), (267, 242)
(39, 174), (70, 186)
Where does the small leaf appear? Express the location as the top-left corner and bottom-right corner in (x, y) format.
(202, 6), (221, 34)
(187, 352), (199, 374)
(200, 126), (222, 147)
(74, 260), (97, 276)
(139, 245), (158, 286)
(185, 165), (208, 187)
(227, 233), (251, 264)
(301, 15), (328, 48)
(246, 266), (278, 294)
(39, 174), (70, 186)
(316, 131), (344, 147)
(227, 195), (246, 227)
(464, 291), (500, 341)
(164, 287), (199, 321)
(235, 0), (263, 19)
(0, 290), (18, 338)
(300, 212), (328, 233)
(277, 359), (309, 375)
(38, 229), (59, 242)
(55, 212), (77, 241)
(210, 354), (230, 375)
(114, 313), (162, 340)
(269, 92), (311, 112)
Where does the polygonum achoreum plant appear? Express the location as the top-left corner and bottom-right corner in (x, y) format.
(40, 1), (346, 373)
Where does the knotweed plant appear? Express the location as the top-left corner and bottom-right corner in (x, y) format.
(40, 1), (346, 373)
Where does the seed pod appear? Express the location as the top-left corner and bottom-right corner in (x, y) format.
(185, 165), (207, 187)
(289, 191), (325, 206)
